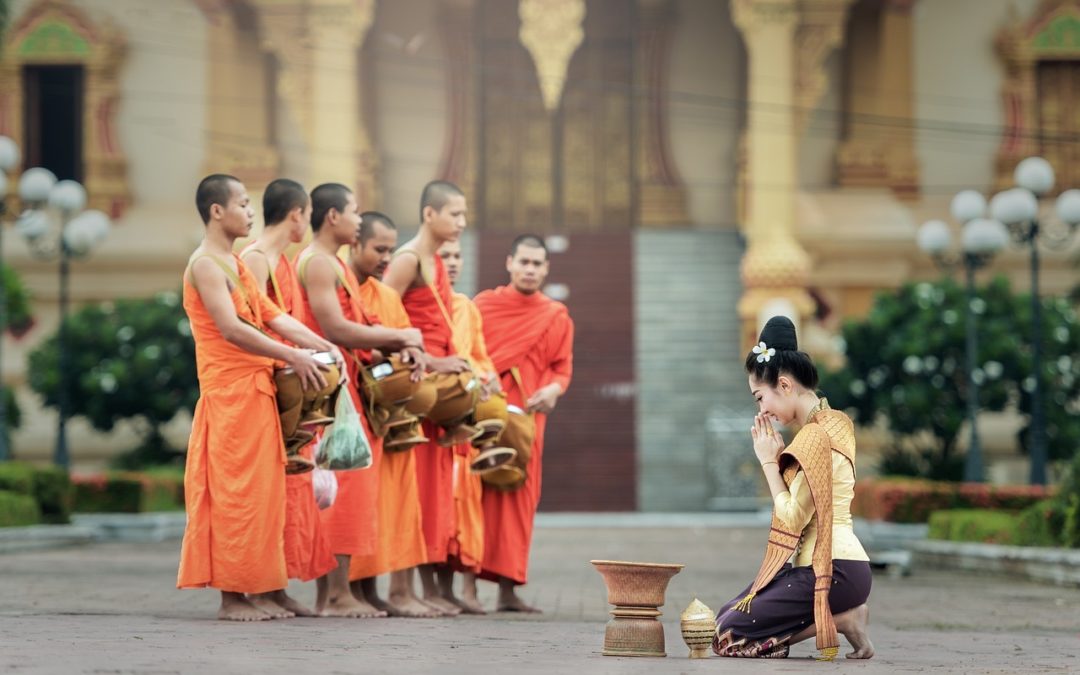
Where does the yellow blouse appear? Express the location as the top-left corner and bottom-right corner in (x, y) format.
(773, 450), (869, 567)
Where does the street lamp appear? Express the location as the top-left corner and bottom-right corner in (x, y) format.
(989, 158), (1080, 485)
(917, 190), (1008, 482)
(0, 135), (112, 468)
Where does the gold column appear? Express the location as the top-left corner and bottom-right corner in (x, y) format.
(836, 0), (918, 197)
(254, 0), (375, 199)
(637, 0), (690, 227)
(202, 3), (279, 188)
(732, 0), (814, 349)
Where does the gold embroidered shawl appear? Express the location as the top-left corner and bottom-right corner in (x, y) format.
(731, 401), (856, 661)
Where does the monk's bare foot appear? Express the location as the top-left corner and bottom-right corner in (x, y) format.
(421, 594), (462, 616)
(218, 593), (273, 622)
(454, 594), (487, 615)
(838, 604), (875, 659)
(386, 594), (442, 618)
(320, 594), (388, 618)
(246, 593), (295, 619)
(496, 592), (541, 614)
(270, 590), (315, 617)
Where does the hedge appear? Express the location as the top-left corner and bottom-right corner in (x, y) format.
(851, 478), (1054, 524)
(0, 462), (72, 524)
(72, 470), (184, 513)
(928, 502), (1065, 548)
(0, 489), (41, 527)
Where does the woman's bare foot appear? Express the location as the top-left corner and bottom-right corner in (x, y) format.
(218, 592), (273, 622)
(836, 604), (874, 659)
(319, 593), (388, 618)
(246, 593), (295, 619)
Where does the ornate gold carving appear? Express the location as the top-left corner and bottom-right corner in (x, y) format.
(0, 0), (130, 217)
(794, 1), (854, 135)
(518, 0), (586, 112)
(995, 0), (1080, 192)
(732, 0), (798, 35)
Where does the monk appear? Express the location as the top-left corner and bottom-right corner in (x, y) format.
(383, 180), (472, 616)
(296, 183), (424, 618)
(437, 238), (498, 615)
(239, 178), (337, 618)
(475, 235), (574, 613)
(344, 211), (441, 618)
(178, 174), (343, 621)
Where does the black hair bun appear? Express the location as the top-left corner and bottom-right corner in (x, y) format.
(758, 316), (798, 352)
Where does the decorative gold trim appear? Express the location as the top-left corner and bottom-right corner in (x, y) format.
(518, 0), (586, 112)
(0, 0), (130, 217)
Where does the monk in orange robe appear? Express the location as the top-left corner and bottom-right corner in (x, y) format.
(383, 180), (474, 617)
(343, 211), (441, 618)
(438, 238), (497, 615)
(475, 234), (574, 613)
(239, 178), (336, 617)
(178, 174), (343, 621)
(295, 183), (424, 618)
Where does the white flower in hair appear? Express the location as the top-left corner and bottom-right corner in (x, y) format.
(753, 341), (776, 363)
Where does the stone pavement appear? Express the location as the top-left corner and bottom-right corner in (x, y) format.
(1, 519), (1079, 674)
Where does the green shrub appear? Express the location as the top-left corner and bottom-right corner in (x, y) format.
(1013, 499), (1065, 547)
(31, 465), (72, 524)
(852, 478), (1053, 523)
(0, 490), (41, 527)
(927, 509), (1018, 545)
(0, 462), (34, 495)
(73, 475), (143, 513)
(72, 470), (184, 513)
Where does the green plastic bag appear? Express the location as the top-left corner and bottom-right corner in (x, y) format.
(315, 391), (373, 471)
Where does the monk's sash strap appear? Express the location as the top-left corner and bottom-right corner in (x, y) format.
(187, 254), (267, 334)
(243, 247), (286, 314)
(392, 248), (466, 357)
(730, 415), (840, 661)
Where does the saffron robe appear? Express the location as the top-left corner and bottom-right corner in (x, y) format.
(177, 255), (288, 593)
(348, 277), (429, 580)
(398, 252), (457, 563)
(296, 248), (381, 558)
(240, 243), (336, 582)
(475, 285), (573, 585)
(447, 293), (493, 574)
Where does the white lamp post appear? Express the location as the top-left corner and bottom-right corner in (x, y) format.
(0, 135), (112, 467)
(917, 191), (1007, 482)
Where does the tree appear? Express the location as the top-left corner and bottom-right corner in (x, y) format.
(1, 264), (31, 453)
(27, 292), (198, 468)
(821, 277), (1079, 480)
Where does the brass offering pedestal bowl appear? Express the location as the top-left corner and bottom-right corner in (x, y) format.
(590, 560), (684, 657)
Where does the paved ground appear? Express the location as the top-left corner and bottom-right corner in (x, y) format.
(1, 520), (1079, 674)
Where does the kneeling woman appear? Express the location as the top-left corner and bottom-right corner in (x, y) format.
(714, 316), (873, 660)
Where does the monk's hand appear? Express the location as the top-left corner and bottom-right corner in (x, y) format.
(401, 347), (428, 382)
(427, 356), (471, 374)
(329, 347), (348, 385)
(485, 372), (502, 395)
(751, 413), (784, 465)
(398, 327), (424, 350)
(289, 348), (329, 392)
(526, 383), (561, 414)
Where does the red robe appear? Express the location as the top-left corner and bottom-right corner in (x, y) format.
(399, 253), (457, 563)
(178, 255), (287, 593)
(240, 243), (336, 582)
(349, 277), (429, 580)
(296, 247), (381, 558)
(474, 285), (574, 585)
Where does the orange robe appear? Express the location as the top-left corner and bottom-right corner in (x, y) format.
(240, 243), (336, 582)
(474, 285), (574, 585)
(400, 253), (457, 563)
(177, 254), (287, 593)
(348, 277), (429, 580)
(296, 248), (381, 558)
(448, 293), (493, 574)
